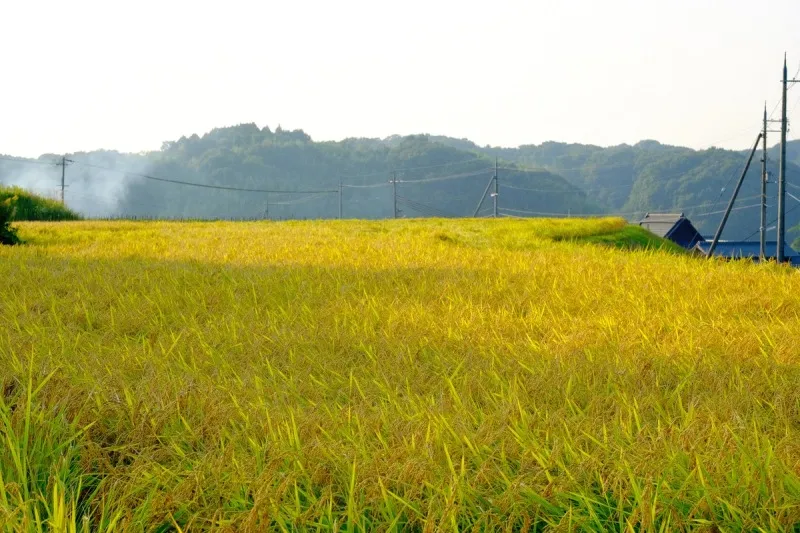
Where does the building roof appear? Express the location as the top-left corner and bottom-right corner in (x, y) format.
(639, 213), (685, 238)
(639, 213), (705, 249)
(695, 240), (800, 264)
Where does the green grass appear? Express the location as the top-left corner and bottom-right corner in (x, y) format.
(0, 186), (81, 222)
(567, 225), (688, 253)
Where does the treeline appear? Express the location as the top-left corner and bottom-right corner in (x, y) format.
(5, 124), (800, 244)
(0, 125), (597, 220)
(432, 136), (800, 241)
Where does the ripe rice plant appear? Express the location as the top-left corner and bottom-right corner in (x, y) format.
(1, 217), (799, 531)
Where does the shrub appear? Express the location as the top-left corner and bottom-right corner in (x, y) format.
(0, 195), (20, 245)
(0, 186), (81, 221)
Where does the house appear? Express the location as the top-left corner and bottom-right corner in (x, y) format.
(638, 213), (705, 249)
(694, 240), (800, 265)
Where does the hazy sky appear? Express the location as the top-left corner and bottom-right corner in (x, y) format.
(3, 0), (800, 157)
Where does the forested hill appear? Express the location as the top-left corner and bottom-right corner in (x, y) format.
(0, 125), (597, 221)
(432, 136), (800, 241)
(5, 124), (800, 243)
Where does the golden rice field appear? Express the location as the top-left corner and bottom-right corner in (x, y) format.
(2, 217), (800, 532)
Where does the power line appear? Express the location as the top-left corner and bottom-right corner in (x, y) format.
(699, 133), (767, 218)
(398, 169), (491, 184)
(498, 206), (644, 217)
(70, 160), (337, 194)
(498, 162), (755, 193)
(2, 142), (787, 224)
(396, 200), (442, 218)
(392, 157), (488, 174)
(740, 176), (800, 242)
(5, 152), (490, 184)
(707, 165), (744, 216)
(788, 88), (800, 119)
(499, 207), (572, 216)
(336, 157), (487, 180)
(497, 164), (632, 175)
(691, 203), (764, 218)
(502, 183), (592, 194)
(395, 199), (440, 218)
(742, 202), (800, 241)
(340, 168), (490, 188)
(766, 62), (800, 121)
(341, 182), (389, 189)
(3, 150), (772, 221)
(396, 196), (458, 218)
(268, 193), (329, 206)
(396, 196), (456, 217)
(4, 150), (774, 203)
(494, 194), (765, 220)
(681, 194), (763, 213)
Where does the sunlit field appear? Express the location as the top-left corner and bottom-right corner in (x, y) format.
(2, 217), (800, 531)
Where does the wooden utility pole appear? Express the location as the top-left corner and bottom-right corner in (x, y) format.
(338, 180), (343, 219)
(761, 104), (768, 260)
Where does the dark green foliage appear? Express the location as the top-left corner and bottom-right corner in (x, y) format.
(0, 186), (81, 221)
(0, 196), (20, 245)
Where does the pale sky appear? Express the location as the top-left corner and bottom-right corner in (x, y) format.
(2, 0), (800, 158)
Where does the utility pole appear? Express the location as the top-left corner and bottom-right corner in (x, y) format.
(492, 158), (498, 218)
(473, 170), (496, 217)
(338, 180), (343, 219)
(707, 132), (762, 258)
(61, 157), (66, 204)
(58, 156), (73, 205)
(391, 171), (398, 219)
(777, 55), (799, 262)
(761, 104), (768, 260)
(778, 57), (788, 263)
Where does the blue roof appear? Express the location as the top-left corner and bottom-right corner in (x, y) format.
(695, 241), (800, 263)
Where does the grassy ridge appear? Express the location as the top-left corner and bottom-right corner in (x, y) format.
(1, 218), (799, 530)
(0, 186), (81, 221)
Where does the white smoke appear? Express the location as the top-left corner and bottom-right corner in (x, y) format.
(0, 161), (61, 200)
(0, 152), (151, 218)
